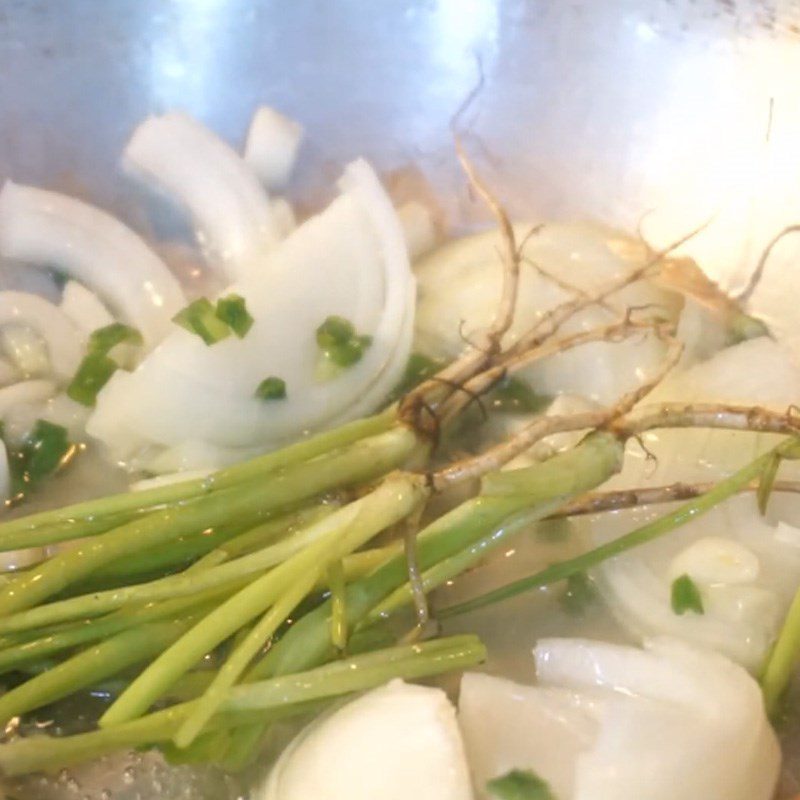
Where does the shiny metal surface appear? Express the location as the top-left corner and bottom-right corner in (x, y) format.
(0, 0), (798, 287)
(0, 1), (798, 797)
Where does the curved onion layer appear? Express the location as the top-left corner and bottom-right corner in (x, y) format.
(124, 112), (279, 281)
(244, 106), (304, 191)
(613, 336), (800, 489)
(0, 292), (82, 381)
(591, 494), (800, 670)
(88, 159), (414, 458)
(459, 637), (779, 800)
(60, 280), (114, 337)
(414, 223), (678, 406)
(261, 680), (472, 800)
(1, 324), (50, 377)
(398, 200), (436, 260)
(0, 358), (18, 387)
(0, 183), (185, 346)
(589, 337), (800, 669)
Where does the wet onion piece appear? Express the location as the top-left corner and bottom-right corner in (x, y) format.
(124, 111), (279, 281)
(414, 223), (677, 406)
(0, 292), (82, 381)
(244, 106), (304, 191)
(459, 637), (779, 800)
(260, 680), (473, 800)
(0, 183), (185, 346)
(88, 159), (414, 457)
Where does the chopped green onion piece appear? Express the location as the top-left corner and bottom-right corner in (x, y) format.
(329, 335), (372, 368)
(487, 769), (555, 800)
(66, 352), (118, 407)
(173, 298), (231, 345)
(255, 377), (287, 401)
(316, 316), (372, 369)
(316, 315), (355, 348)
(215, 294), (254, 339)
(559, 571), (595, 616)
(491, 377), (549, 414)
(88, 323), (143, 355)
(671, 574), (704, 615)
(10, 420), (72, 494)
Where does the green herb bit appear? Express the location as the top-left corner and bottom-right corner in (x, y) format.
(316, 315), (372, 369)
(11, 420), (73, 494)
(559, 571), (595, 616)
(491, 376), (549, 414)
(215, 294), (254, 339)
(67, 352), (118, 407)
(88, 322), (143, 355)
(255, 377), (287, 401)
(487, 769), (555, 800)
(173, 298), (231, 345)
(671, 574), (704, 615)
(316, 315), (355, 348)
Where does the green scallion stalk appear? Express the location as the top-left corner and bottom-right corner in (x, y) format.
(0, 586), (240, 675)
(328, 559), (348, 650)
(366, 432), (625, 622)
(99, 475), (426, 727)
(0, 407), (398, 550)
(0, 637), (483, 776)
(440, 438), (800, 618)
(0, 618), (196, 722)
(174, 566), (323, 747)
(761, 585), (800, 715)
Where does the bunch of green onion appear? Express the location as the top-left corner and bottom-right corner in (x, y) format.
(0, 384), (798, 778)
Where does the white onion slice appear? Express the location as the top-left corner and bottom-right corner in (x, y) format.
(0, 183), (185, 345)
(611, 336), (800, 488)
(124, 112), (279, 281)
(398, 200), (436, 260)
(414, 223), (676, 405)
(260, 680), (473, 800)
(459, 637), (780, 800)
(270, 198), (297, 239)
(88, 159), (414, 456)
(60, 280), (115, 336)
(244, 106), (304, 190)
(590, 493), (800, 671)
(0, 292), (81, 381)
(0, 324), (49, 377)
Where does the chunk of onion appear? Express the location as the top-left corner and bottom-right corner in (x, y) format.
(0, 183), (185, 346)
(0, 324), (49, 378)
(590, 494), (800, 671)
(244, 106), (304, 191)
(88, 159), (414, 456)
(459, 637), (780, 800)
(124, 112), (279, 281)
(260, 680), (473, 800)
(414, 223), (677, 406)
(60, 280), (114, 336)
(0, 292), (82, 381)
